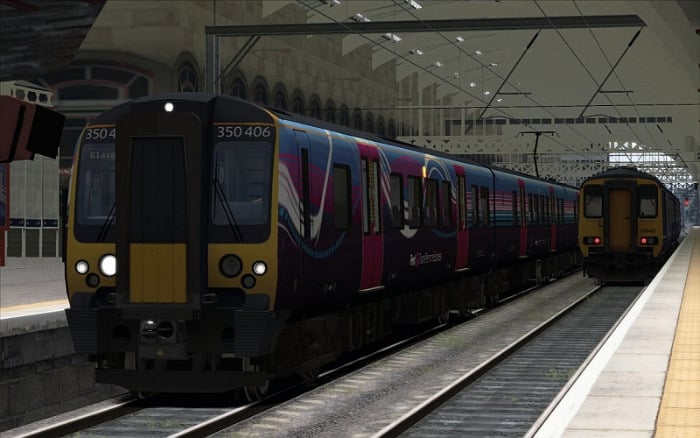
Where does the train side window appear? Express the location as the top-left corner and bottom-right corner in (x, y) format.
(480, 186), (490, 226)
(407, 176), (422, 228)
(390, 173), (403, 228)
(424, 178), (438, 227)
(361, 159), (369, 233)
(584, 186), (603, 218)
(528, 193), (533, 224)
(457, 176), (466, 230)
(512, 191), (518, 226)
(541, 195), (546, 224)
(441, 181), (452, 226)
(333, 164), (351, 230)
(638, 185), (658, 218)
(549, 193), (555, 225)
(519, 186), (526, 226)
(472, 185), (480, 227)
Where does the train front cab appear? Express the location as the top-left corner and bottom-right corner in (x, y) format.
(64, 95), (284, 395)
(579, 177), (664, 283)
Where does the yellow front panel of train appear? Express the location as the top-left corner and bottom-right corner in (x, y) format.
(130, 244), (187, 303)
(609, 189), (632, 252)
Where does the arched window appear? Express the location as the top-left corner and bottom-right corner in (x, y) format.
(308, 94), (322, 119)
(388, 119), (397, 138)
(177, 61), (199, 92)
(291, 89), (305, 115)
(339, 104), (350, 127)
(271, 83), (288, 110)
(251, 78), (269, 105)
(324, 99), (336, 123)
(229, 76), (248, 100)
(365, 112), (375, 134)
(376, 116), (385, 137)
(353, 108), (363, 131)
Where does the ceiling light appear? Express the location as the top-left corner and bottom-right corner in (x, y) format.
(484, 91), (491, 95)
(489, 62), (498, 67)
(415, 49), (424, 55)
(352, 12), (370, 22)
(497, 98), (503, 102)
(435, 61), (443, 67)
(456, 36), (464, 43)
(384, 33), (401, 42)
(475, 50), (482, 55)
(406, 0), (422, 9)
(469, 82), (477, 88)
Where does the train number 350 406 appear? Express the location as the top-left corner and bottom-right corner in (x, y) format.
(216, 125), (271, 139)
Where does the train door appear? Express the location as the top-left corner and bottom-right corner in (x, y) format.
(518, 180), (527, 257)
(115, 111), (203, 305)
(607, 187), (633, 252)
(549, 187), (557, 251)
(455, 166), (468, 271)
(293, 130), (313, 296)
(357, 143), (384, 292)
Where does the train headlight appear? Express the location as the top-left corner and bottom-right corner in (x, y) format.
(75, 260), (89, 275)
(164, 102), (174, 112)
(99, 254), (117, 277)
(220, 254), (243, 278)
(252, 261), (267, 276)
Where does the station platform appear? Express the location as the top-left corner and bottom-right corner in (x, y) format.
(1, 230), (698, 436)
(537, 226), (700, 438)
(0, 257), (66, 323)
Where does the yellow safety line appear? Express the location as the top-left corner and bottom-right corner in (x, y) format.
(0, 299), (68, 313)
(656, 231), (700, 437)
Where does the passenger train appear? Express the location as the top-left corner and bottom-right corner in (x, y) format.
(578, 166), (680, 284)
(64, 93), (581, 400)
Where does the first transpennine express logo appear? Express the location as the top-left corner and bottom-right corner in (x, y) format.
(410, 251), (443, 267)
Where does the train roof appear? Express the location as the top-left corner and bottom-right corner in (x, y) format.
(87, 92), (576, 190)
(582, 166), (666, 186)
(265, 101), (578, 191)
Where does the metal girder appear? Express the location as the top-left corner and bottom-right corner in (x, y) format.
(204, 15), (646, 37)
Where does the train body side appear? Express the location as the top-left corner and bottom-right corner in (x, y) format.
(64, 93), (582, 395)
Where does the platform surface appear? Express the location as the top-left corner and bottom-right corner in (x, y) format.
(537, 227), (700, 437)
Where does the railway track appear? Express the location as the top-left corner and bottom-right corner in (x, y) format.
(381, 284), (643, 437)
(10, 313), (449, 438)
(11, 272), (631, 437)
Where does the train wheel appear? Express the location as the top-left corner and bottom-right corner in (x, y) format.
(300, 364), (320, 385)
(243, 381), (269, 402)
(131, 390), (153, 400)
(242, 359), (270, 402)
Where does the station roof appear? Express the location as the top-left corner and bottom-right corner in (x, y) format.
(0, 0), (105, 82)
(256, 0), (698, 183)
(0, 0), (696, 182)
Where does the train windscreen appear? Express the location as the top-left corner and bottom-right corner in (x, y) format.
(74, 141), (116, 242)
(210, 140), (273, 243)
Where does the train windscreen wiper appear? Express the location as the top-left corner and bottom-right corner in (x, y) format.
(212, 174), (244, 243)
(97, 202), (115, 242)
